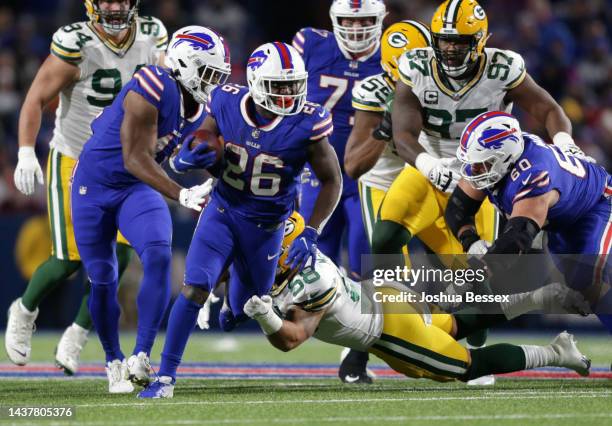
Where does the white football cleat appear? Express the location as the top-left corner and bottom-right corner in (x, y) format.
(5, 298), (38, 366)
(55, 323), (89, 375)
(466, 374), (496, 386)
(127, 352), (152, 387)
(550, 331), (591, 377)
(106, 359), (134, 394)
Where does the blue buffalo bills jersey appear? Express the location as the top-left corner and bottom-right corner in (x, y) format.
(292, 27), (381, 165)
(80, 65), (206, 186)
(486, 134), (610, 231)
(206, 84), (333, 222)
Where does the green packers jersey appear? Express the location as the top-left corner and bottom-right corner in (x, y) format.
(272, 251), (383, 351)
(398, 46), (526, 170)
(49, 16), (168, 159)
(352, 73), (405, 191)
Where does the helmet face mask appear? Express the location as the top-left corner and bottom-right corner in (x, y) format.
(247, 43), (308, 116)
(329, 0), (387, 54)
(165, 26), (232, 105)
(430, 0), (489, 79)
(457, 111), (524, 190)
(85, 0), (139, 36)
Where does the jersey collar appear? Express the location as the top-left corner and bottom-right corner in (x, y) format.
(240, 93), (283, 131)
(87, 22), (136, 57)
(431, 53), (487, 101)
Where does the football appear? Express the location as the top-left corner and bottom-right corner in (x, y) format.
(189, 129), (225, 162)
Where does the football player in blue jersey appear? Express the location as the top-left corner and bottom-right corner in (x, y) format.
(71, 26), (231, 393)
(446, 111), (612, 334)
(138, 42), (342, 399)
(292, 0), (386, 384)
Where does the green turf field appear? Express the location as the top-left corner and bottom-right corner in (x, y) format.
(1, 332), (611, 426)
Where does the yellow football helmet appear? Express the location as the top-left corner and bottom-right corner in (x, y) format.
(381, 20), (432, 82)
(271, 211), (306, 296)
(430, 0), (490, 78)
(85, 0), (139, 35)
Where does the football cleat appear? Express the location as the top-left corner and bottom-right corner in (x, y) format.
(137, 376), (175, 399)
(466, 374), (496, 386)
(127, 352), (152, 387)
(55, 323), (89, 375)
(550, 331), (591, 377)
(5, 298), (38, 366)
(339, 348), (375, 384)
(106, 359), (134, 394)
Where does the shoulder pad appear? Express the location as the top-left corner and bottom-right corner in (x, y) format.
(289, 260), (339, 312)
(352, 73), (392, 112)
(302, 102), (333, 142)
(292, 27), (331, 56)
(137, 16), (169, 50)
(50, 22), (91, 64)
(397, 48), (432, 87)
(486, 49), (526, 90)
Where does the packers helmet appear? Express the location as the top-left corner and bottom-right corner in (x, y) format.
(271, 212), (306, 296)
(430, 0), (490, 78)
(85, 0), (139, 35)
(381, 20), (432, 82)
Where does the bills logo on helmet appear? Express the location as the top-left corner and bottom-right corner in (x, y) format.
(247, 50), (268, 71)
(477, 127), (519, 150)
(172, 33), (215, 51)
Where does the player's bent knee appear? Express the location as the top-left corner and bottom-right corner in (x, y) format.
(181, 285), (209, 305)
(140, 244), (172, 273)
(86, 260), (118, 286)
(371, 220), (410, 254)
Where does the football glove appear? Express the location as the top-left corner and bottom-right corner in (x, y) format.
(178, 179), (213, 212)
(372, 110), (392, 142)
(415, 153), (459, 193)
(244, 295), (283, 335)
(467, 240), (491, 257)
(196, 293), (221, 330)
(553, 132), (595, 163)
(14, 147), (44, 195)
(286, 226), (318, 271)
(170, 136), (217, 174)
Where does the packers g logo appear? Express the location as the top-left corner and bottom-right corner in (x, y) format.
(284, 219), (296, 237)
(473, 5), (486, 20)
(387, 31), (408, 48)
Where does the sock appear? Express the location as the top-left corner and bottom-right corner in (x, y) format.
(371, 220), (410, 255)
(466, 344), (526, 380)
(73, 244), (133, 331)
(454, 312), (507, 340)
(340, 349), (369, 374)
(74, 281), (93, 330)
(466, 329), (488, 347)
(89, 281), (124, 363)
(21, 256), (81, 311)
(133, 245), (172, 355)
(159, 293), (202, 380)
(520, 345), (559, 369)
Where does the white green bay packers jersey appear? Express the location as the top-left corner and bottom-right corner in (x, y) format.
(272, 251), (383, 351)
(352, 73), (405, 191)
(398, 47), (526, 170)
(49, 16), (168, 159)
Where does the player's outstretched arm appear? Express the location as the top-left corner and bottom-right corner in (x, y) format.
(15, 55), (79, 195)
(390, 81), (425, 165)
(306, 137), (342, 232)
(445, 180), (487, 253)
(121, 91), (184, 200)
(344, 110), (386, 179)
(244, 295), (325, 352)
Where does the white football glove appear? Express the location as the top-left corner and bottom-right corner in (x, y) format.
(179, 179), (213, 212)
(244, 295), (282, 335)
(415, 153), (459, 193)
(14, 147), (44, 195)
(467, 240), (491, 257)
(553, 132), (595, 163)
(538, 282), (591, 316)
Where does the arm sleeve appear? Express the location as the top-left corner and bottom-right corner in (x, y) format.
(309, 105), (333, 142)
(131, 66), (166, 108)
(50, 26), (83, 65)
(503, 50), (527, 90)
(291, 261), (339, 312)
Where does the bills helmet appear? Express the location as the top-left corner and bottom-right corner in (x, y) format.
(330, 0), (387, 54)
(457, 111), (524, 190)
(165, 26), (231, 105)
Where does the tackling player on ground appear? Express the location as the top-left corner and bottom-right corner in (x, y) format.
(243, 211), (591, 383)
(6, 0), (167, 375)
(71, 26), (231, 393)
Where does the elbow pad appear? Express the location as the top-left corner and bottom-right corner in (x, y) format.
(445, 186), (482, 237)
(487, 216), (541, 255)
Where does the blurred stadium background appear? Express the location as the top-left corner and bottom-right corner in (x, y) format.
(0, 0), (610, 334)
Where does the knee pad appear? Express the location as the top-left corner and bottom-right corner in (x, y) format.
(140, 244), (172, 274)
(182, 284), (209, 305)
(372, 220), (410, 254)
(86, 260), (118, 286)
